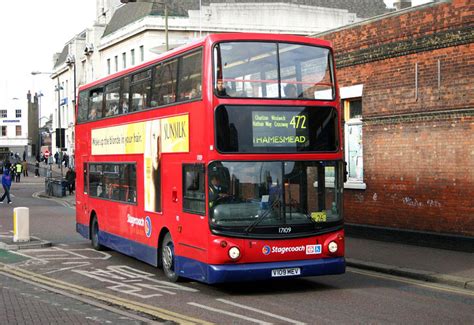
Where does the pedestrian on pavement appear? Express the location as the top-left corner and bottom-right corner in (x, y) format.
(0, 169), (13, 204)
(35, 160), (40, 177)
(22, 160), (28, 177)
(10, 164), (15, 179)
(15, 161), (22, 182)
(54, 152), (59, 165)
(65, 167), (76, 195)
(4, 158), (11, 170)
(63, 153), (69, 168)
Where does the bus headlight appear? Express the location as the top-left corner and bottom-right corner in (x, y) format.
(328, 241), (338, 253)
(228, 246), (241, 260)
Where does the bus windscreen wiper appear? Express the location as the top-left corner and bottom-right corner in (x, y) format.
(245, 198), (281, 233)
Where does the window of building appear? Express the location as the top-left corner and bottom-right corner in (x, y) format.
(107, 59), (111, 75)
(114, 55), (118, 72)
(16, 125), (21, 136)
(1, 126), (6, 136)
(343, 98), (365, 188)
(131, 49), (135, 66)
(0, 110), (7, 118)
(82, 61), (87, 82)
(122, 52), (127, 69)
(15, 109), (21, 118)
(140, 45), (144, 62)
(183, 164), (205, 215)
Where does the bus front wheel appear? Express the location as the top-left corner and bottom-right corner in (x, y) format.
(161, 233), (179, 282)
(91, 215), (104, 251)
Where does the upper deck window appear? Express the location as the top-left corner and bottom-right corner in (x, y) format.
(214, 42), (335, 100)
(76, 48), (202, 124)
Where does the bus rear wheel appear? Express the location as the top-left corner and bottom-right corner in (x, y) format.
(161, 233), (179, 282)
(91, 215), (104, 251)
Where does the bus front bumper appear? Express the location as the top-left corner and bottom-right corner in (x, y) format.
(204, 257), (345, 284)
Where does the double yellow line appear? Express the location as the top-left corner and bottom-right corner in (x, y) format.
(0, 263), (212, 325)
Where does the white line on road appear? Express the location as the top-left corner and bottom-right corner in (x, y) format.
(216, 298), (305, 324)
(0, 270), (160, 324)
(188, 302), (273, 324)
(348, 267), (474, 296)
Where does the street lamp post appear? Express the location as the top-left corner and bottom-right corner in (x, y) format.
(31, 71), (64, 178)
(66, 55), (77, 108)
(66, 54), (77, 168)
(55, 82), (64, 178)
(37, 92), (44, 160)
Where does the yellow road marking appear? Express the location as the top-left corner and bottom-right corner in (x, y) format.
(348, 267), (474, 297)
(0, 263), (213, 325)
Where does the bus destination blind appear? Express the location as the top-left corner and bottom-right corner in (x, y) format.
(252, 111), (309, 147)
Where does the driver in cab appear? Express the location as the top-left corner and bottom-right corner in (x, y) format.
(209, 175), (228, 207)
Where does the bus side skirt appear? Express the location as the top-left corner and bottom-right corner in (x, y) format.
(76, 223), (158, 267)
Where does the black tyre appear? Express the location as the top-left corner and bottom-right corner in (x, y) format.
(91, 215), (104, 251)
(161, 233), (179, 282)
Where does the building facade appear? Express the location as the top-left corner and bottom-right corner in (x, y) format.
(316, 0), (474, 236)
(0, 94), (36, 160)
(48, 0), (390, 157)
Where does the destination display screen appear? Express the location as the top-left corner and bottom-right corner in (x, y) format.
(252, 111), (309, 147)
(215, 105), (338, 153)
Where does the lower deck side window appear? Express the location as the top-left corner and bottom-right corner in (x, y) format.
(88, 162), (137, 204)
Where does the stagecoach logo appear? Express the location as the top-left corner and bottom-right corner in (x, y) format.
(261, 244), (322, 255)
(144, 216), (152, 238)
(262, 245), (271, 255)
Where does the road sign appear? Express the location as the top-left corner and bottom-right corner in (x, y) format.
(44, 150), (50, 158)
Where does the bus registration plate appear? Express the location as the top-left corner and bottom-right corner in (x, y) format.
(271, 267), (301, 277)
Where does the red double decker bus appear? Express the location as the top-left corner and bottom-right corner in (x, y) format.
(75, 33), (345, 283)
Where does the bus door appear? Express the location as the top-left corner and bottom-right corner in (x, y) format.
(77, 159), (89, 228)
(179, 164), (208, 266)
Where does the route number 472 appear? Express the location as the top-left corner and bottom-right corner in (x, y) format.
(290, 115), (307, 129)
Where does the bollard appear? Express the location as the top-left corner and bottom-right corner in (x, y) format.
(13, 207), (30, 242)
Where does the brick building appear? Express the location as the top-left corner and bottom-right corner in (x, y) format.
(316, 0), (474, 237)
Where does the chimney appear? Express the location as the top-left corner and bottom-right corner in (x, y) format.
(394, 0), (412, 10)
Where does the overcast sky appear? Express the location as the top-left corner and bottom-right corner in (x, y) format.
(0, 0), (96, 114)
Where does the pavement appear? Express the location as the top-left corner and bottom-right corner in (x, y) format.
(2, 166), (473, 291)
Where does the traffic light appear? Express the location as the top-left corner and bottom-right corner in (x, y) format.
(55, 128), (65, 149)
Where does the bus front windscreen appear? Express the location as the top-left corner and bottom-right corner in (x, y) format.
(216, 105), (338, 153)
(208, 161), (343, 238)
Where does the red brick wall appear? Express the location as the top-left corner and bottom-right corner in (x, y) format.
(318, 0), (474, 236)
